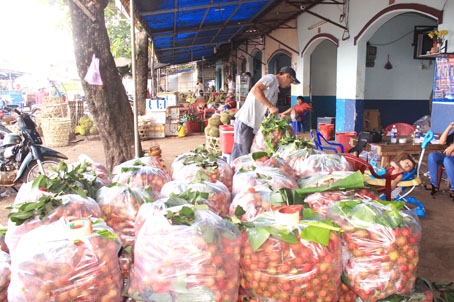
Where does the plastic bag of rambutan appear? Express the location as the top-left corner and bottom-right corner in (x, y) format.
(128, 202), (241, 302)
(8, 218), (122, 301)
(327, 199), (422, 302)
(238, 208), (343, 301)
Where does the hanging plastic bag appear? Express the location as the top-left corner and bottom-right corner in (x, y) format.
(84, 54), (103, 86)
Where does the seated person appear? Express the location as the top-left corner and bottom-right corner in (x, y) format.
(426, 121), (454, 197)
(280, 95), (313, 121)
(223, 94), (237, 110)
(387, 156), (416, 190)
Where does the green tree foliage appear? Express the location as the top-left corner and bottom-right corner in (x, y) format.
(105, 2), (131, 59)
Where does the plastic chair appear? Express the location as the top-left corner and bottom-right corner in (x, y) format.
(310, 129), (344, 153)
(383, 123), (415, 136)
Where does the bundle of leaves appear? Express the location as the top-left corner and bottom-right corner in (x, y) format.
(253, 114), (296, 154)
(31, 161), (102, 200)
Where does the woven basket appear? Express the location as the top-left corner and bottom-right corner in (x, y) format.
(41, 96), (68, 118)
(41, 117), (72, 147)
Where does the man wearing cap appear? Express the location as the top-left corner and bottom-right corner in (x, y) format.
(231, 66), (300, 160)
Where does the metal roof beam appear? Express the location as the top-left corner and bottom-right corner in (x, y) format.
(266, 33), (299, 54)
(191, 1), (212, 46)
(151, 23), (253, 38)
(209, 2), (242, 45)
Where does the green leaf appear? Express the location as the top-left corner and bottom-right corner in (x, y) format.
(251, 152), (269, 161)
(201, 226), (214, 243)
(295, 171), (365, 195)
(300, 225), (331, 246)
(302, 208), (320, 219)
(94, 228), (118, 240)
(267, 227), (299, 244)
(21, 202), (40, 212)
(276, 188), (303, 205)
(234, 205), (246, 218)
(246, 227), (270, 251)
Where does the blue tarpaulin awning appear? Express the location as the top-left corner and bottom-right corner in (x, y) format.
(120, 0), (308, 65)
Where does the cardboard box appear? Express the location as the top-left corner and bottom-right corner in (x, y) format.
(147, 110), (167, 124)
(166, 106), (180, 119)
(149, 124), (165, 138)
(363, 109), (381, 131)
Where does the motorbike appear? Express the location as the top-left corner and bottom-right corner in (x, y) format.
(0, 107), (68, 186)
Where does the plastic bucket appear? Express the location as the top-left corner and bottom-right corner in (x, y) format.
(336, 132), (357, 152)
(178, 124), (185, 137)
(185, 121), (202, 134)
(219, 125), (234, 154)
(318, 123), (335, 140)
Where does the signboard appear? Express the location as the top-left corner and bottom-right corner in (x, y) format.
(433, 54), (454, 103)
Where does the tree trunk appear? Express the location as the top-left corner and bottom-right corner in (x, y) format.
(67, 0), (138, 171)
(136, 30), (148, 116)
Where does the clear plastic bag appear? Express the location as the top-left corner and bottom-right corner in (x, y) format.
(171, 152), (233, 191)
(413, 115), (431, 133)
(229, 185), (279, 221)
(239, 212), (343, 301)
(97, 184), (157, 247)
(0, 251), (10, 302)
(13, 181), (53, 205)
(128, 205), (241, 301)
(231, 154), (296, 179)
(293, 153), (353, 179)
(298, 171), (356, 188)
(304, 188), (380, 218)
(327, 200), (422, 301)
(112, 159), (171, 193)
(8, 218), (122, 301)
(160, 179), (231, 217)
(72, 154), (111, 186)
(5, 194), (102, 255)
(232, 166), (297, 197)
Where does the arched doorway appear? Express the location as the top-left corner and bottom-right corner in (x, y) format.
(362, 13), (436, 131)
(310, 40), (338, 130)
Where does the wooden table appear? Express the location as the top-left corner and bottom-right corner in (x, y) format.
(350, 136), (446, 167)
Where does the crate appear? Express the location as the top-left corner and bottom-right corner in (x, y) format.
(139, 128), (150, 140)
(149, 124), (165, 138)
(205, 136), (221, 154)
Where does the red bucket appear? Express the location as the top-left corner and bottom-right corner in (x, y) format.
(336, 132), (357, 152)
(219, 125), (234, 154)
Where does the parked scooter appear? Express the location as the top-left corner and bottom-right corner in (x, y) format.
(0, 107), (68, 186)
